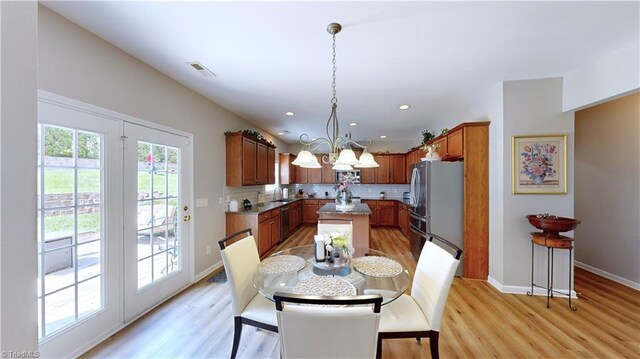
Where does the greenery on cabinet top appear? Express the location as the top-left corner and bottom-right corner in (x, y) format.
(225, 129), (276, 148)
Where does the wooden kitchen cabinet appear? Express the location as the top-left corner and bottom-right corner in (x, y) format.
(289, 201), (302, 232)
(256, 142), (268, 184)
(309, 156), (323, 183)
(398, 203), (409, 236)
(303, 199), (319, 223)
(242, 137), (256, 185)
(294, 155), (322, 184)
(432, 136), (448, 159)
(360, 166), (375, 184)
(227, 206), (281, 257)
(226, 131), (276, 186)
(390, 154), (406, 184)
(279, 153), (297, 185)
(375, 155), (390, 184)
(267, 147), (276, 184)
(362, 200), (378, 226)
(295, 164), (308, 184)
(321, 156), (335, 184)
(377, 200), (397, 226)
(446, 128), (463, 160)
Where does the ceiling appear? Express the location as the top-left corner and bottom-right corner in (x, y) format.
(43, 1), (639, 144)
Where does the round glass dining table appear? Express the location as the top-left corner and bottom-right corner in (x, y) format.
(252, 245), (411, 305)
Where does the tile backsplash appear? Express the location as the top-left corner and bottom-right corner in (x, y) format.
(223, 183), (410, 210)
(293, 183), (410, 199)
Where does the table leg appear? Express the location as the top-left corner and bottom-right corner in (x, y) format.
(550, 249), (555, 299)
(546, 247), (551, 308)
(569, 248), (577, 311)
(527, 241), (534, 296)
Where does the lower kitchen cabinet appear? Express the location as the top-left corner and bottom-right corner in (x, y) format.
(398, 203), (409, 236)
(226, 207), (282, 257)
(377, 201), (397, 226)
(303, 200), (319, 224)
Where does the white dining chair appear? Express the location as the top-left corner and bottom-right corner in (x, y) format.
(218, 229), (278, 359)
(375, 234), (461, 359)
(317, 218), (353, 246)
(274, 292), (383, 359)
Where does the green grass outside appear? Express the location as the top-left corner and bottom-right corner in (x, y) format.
(44, 212), (100, 236)
(42, 168), (178, 195)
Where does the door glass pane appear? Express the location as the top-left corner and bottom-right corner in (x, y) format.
(37, 124), (104, 339)
(137, 141), (180, 290)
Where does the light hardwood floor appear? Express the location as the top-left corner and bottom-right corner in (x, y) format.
(83, 225), (640, 358)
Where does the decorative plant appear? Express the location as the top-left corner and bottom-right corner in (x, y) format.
(224, 129), (275, 146)
(421, 143), (441, 156)
(334, 172), (354, 204)
(520, 143), (557, 182)
(421, 130), (435, 144)
(329, 233), (352, 257)
(440, 128), (449, 136)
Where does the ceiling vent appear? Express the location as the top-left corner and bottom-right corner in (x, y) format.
(187, 62), (216, 77)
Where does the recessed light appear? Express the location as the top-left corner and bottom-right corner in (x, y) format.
(349, 122), (358, 127)
(277, 132), (285, 135)
(380, 135), (387, 139)
(398, 104), (411, 110)
(285, 111), (295, 116)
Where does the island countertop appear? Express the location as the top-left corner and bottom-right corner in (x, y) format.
(317, 203), (372, 215)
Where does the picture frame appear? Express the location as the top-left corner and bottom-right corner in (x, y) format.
(512, 134), (567, 194)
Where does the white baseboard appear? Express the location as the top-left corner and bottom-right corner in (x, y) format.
(574, 261), (640, 290)
(488, 276), (578, 298)
(193, 260), (223, 283)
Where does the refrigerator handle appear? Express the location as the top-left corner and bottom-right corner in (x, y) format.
(410, 167), (418, 206)
(409, 223), (427, 237)
(409, 212), (427, 222)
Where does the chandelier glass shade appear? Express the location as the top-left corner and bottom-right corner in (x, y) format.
(294, 22), (379, 171)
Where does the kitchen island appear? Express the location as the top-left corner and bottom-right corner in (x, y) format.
(317, 203), (372, 250)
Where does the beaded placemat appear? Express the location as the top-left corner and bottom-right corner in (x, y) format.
(293, 276), (356, 297)
(352, 256), (403, 277)
(258, 255), (306, 275)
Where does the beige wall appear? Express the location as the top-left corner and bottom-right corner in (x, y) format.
(575, 92), (640, 287)
(38, 5), (288, 277)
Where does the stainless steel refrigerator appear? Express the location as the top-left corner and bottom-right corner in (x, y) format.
(409, 161), (464, 275)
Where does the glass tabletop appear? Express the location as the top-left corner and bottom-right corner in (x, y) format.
(252, 245), (411, 305)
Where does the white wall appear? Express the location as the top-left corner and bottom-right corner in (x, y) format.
(502, 78), (574, 290)
(38, 5), (288, 278)
(0, 1), (39, 352)
(563, 41), (640, 112)
(575, 93), (640, 288)
(288, 139), (415, 156)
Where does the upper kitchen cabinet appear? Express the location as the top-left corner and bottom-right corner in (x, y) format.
(390, 154), (406, 184)
(321, 156), (335, 184)
(293, 155), (322, 184)
(374, 154), (390, 184)
(279, 153), (297, 185)
(225, 131), (276, 186)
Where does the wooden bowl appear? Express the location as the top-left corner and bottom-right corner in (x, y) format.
(526, 215), (580, 237)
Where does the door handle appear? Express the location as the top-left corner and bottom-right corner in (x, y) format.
(409, 223), (427, 237)
(183, 215), (191, 222)
(409, 212), (427, 222)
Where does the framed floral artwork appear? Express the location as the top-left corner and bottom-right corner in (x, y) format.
(512, 134), (567, 194)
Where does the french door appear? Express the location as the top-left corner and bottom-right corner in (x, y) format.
(37, 94), (193, 357)
(123, 122), (192, 322)
(37, 100), (123, 358)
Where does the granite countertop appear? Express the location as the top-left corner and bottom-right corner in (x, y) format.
(317, 203), (372, 215)
(225, 197), (409, 215)
(225, 198), (299, 214)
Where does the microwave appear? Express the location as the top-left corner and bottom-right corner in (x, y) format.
(336, 170), (360, 183)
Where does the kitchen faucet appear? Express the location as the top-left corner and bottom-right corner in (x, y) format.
(272, 187), (282, 201)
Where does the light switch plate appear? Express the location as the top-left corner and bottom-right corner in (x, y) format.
(196, 198), (209, 208)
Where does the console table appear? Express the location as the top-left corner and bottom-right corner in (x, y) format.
(526, 232), (577, 311)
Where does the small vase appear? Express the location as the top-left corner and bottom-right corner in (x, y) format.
(531, 175), (546, 184)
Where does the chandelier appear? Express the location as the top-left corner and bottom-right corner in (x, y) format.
(292, 22), (379, 171)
